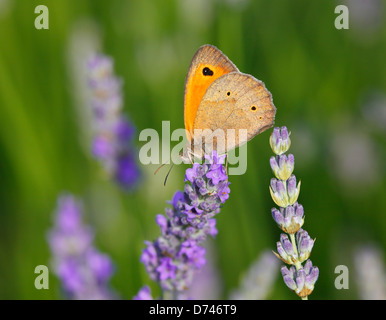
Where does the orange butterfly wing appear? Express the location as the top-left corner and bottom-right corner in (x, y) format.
(183, 45), (239, 141)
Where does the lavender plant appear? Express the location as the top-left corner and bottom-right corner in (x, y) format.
(87, 54), (140, 190)
(230, 250), (280, 300)
(269, 127), (319, 300)
(136, 151), (230, 300)
(48, 194), (116, 299)
(354, 245), (386, 300)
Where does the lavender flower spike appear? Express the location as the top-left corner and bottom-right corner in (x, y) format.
(140, 151), (230, 299)
(269, 126), (318, 300)
(87, 54), (140, 190)
(48, 193), (116, 300)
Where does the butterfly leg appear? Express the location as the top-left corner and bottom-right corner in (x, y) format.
(188, 150), (194, 164)
(225, 154), (229, 175)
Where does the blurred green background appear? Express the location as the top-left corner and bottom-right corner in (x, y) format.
(0, 0), (385, 300)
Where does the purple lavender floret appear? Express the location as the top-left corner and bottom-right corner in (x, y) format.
(140, 151), (230, 295)
(133, 286), (153, 300)
(48, 194), (116, 300)
(87, 55), (140, 190)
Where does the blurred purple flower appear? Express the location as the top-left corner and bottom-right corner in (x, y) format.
(354, 244), (386, 300)
(344, 0), (383, 38)
(230, 250), (279, 300)
(48, 194), (116, 300)
(133, 286), (153, 300)
(187, 242), (223, 300)
(87, 54), (140, 190)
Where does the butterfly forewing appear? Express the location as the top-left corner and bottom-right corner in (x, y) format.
(183, 45), (239, 138)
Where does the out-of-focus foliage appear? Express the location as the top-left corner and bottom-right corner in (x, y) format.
(0, 0), (385, 299)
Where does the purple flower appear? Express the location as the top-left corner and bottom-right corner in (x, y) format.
(115, 152), (141, 188)
(179, 240), (206, 269)
(92, 135), (115, 159)
(157, 257), (177, 281)
(206, 164), (227, 185)
(230, 251), (280, 300)
(217, 180), (231, 202)
(156, 214), (168, 234)
(85, 249), (115, 283)
(48, 193), (116, 300)
(133, 286), (153, 300)
(87, 54), (140, 190)
(140, 151), (230, 297)
(185, 163), (202, 183)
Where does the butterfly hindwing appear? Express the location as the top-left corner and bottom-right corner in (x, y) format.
(191, 72), (276, 154)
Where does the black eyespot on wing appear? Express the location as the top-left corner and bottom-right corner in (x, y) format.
(202, 67), (214, 76)
(227, 91), (231, 96)
(251, 105), (257, 111)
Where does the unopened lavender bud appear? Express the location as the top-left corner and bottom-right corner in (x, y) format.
(287, 175), (301, 205)
(301, 260), (319, 298)
(304, 260), (319, 291)
(270, 154), (295, 181)
(294, 202), (304, 217)
(284, 205), (295, 226)
(270, 126), (291, 155)
(271, 203), (305, 234)
(275, 234), (297, 264)
(281, 266), (297, 290)
(296, 229), (315, 262)
(270, 179), (289, 208)
(271, 208), (284, 226)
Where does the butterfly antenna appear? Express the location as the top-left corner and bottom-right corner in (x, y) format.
(154, 163), (166, 176)
(164, 163), (175, 186)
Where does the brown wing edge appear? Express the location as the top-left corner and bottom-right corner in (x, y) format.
(183, 44), (239, 115)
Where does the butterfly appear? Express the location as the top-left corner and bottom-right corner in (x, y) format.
(157, 44), (276, 184)
(181, 44), (276, 163)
